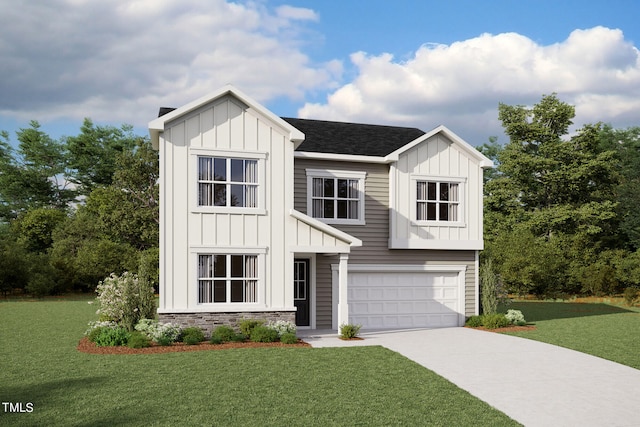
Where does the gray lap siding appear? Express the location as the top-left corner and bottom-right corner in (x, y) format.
(294, 158), (477, 329)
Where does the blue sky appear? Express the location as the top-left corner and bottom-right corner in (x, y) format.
(1, 0), (639, 147)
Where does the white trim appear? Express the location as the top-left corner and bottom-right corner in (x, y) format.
(290, 209), (362, 247)
(474, 250), (480, 316)
(411, 175), (466, 227)
(295, 151), (387, 164)
(388, 238), (484, 250)
(385, 124), (494, 168)
(189, 246), (268, 254)
(190, 150), (267, 214)
(305, 169), (367, 226)
(149, 84), (304, 149)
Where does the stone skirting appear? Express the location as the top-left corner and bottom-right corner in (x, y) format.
(158, 311), (296, 337)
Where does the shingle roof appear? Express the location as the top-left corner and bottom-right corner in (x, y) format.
(282, 118), (425, 157)
(157, 108), (426, 157)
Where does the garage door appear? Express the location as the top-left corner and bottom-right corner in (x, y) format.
(348, 269), (464, 329)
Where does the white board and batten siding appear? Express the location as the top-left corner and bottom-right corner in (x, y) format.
(157, 94), (295, 313)
(390, 133), (485, 250)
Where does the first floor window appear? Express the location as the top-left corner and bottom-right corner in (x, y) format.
(198, 156), (258, 207)
(417, 181), (459, 221)
(198, 254), (258, 303)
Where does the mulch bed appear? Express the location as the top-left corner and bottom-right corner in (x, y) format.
(467, 325), (537, 333)
(77, 337), (310, 355)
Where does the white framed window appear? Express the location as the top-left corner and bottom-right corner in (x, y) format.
(191, 149), (266, 214)
(306, 169), (366, 225)
(198, 157), (257, 207)
(413, 176), (465, 225)
(198, 254), (258, 304)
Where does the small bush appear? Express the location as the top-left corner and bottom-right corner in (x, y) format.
(135, 319), (181, 344)
(339, 323), (362, 339)
(181, 327), (205, 345)
(156, 335), (173, 346)
(266, 320), (296, 337)
(505, 309), (526, 326)
(230, 333), (247, 342)
(93, 326), (131, 347)
(280, 332), (298, 344)
(465, 316), (483, 328)
(127, 331), (151, 348)
(250, 325), (279, 343)
(212, 325), (236, 342)
(239, 319), (265, 337)
(482, 313), (510, 329)
(210, 336), (223, 345)
(623, 286), (640, 306)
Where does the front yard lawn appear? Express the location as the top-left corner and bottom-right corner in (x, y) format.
(0, 299), (518, 426)
(502, 301), (640, 369)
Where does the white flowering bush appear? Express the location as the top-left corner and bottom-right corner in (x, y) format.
(135, 319), (181, 344)
(505, 309), (526, 326)
(96, 271), (156, 331)
(266, 320), (296, 337)
(84, 320), (118, 336)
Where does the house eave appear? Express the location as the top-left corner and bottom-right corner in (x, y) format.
(294, 151), (388, 164)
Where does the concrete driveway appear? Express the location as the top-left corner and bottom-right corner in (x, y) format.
(299, 328), (640, 427)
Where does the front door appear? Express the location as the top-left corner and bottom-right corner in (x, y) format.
(294, 259), (310, 327)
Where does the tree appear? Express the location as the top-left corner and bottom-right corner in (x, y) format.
(0, 122), (74, 221)
(485, 94), (620, 297)
(66, 118), (139, 195)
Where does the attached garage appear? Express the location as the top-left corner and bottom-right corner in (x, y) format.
(343, 265), (466, 329)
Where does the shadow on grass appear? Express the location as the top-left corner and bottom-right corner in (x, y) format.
(504, 301), (637, 322)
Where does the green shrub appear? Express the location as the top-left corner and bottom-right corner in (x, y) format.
(239, 319), (264, 337)
(465, 316), (483, 328)
(624, 286), (640, 306)
(156, 336), (173, 346)
(230, 333), (247, 343)
(505, 309), (526, 326)
(212, 325), (236, 342)
(127, 331), (151, 348)
(482, 313), (510, 329)
(209, 336), (223, 345)
(339, 323), (362, 339)
(250, 325), (279, 343)
(280, 332), (298, 344)
(181, 327), (205, 345)
(93, 326), (131, 347)
(95, 271), (156, 331)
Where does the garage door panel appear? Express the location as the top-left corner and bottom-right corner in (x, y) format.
(348, 270), (463, 329)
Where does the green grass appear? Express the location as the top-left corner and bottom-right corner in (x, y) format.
(0, 299), (518, 426)
(502, 301), (640, 369)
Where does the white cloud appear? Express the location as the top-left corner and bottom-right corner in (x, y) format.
(0, 0), (339, 128)
(299, 26), (640, 145)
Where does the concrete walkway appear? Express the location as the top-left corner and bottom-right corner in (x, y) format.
(298, 328), (640, 427)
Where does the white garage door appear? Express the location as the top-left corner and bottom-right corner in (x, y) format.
(348, 269), (464, 329)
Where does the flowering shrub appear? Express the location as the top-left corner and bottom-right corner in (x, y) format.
(96, 271), (156, 331)
(505, 309), (526, 326)
(266, 320), (296, 337)
(134, 319), (181, 344)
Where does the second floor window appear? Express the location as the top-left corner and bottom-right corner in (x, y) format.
(198, 157), (257, 207)
(306, 169), (367, 225)
(417, 181), (459, 222)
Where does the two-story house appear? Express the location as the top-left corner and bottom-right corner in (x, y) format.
(148, 85), (493, 335)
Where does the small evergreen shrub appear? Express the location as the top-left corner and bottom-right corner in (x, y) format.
(210, 336), (223, 345)
(624, 286), (640, 306)
(505, 309), (526, 326)
(465, 315), (483, 328)
(280, 332), (298, 344)
(181, 327), (205, 345)
(230, 333), (247, 342)
(127, 331), (151, 348)
(212, 325), (236, 342)
(482, 313), (510, 329)
(239, 319), (265, 337)
(266, 320), (296, 337)
(93, 326), (131, 347)
(250, 325), (279, 343)
(339, 323), (362, 339)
